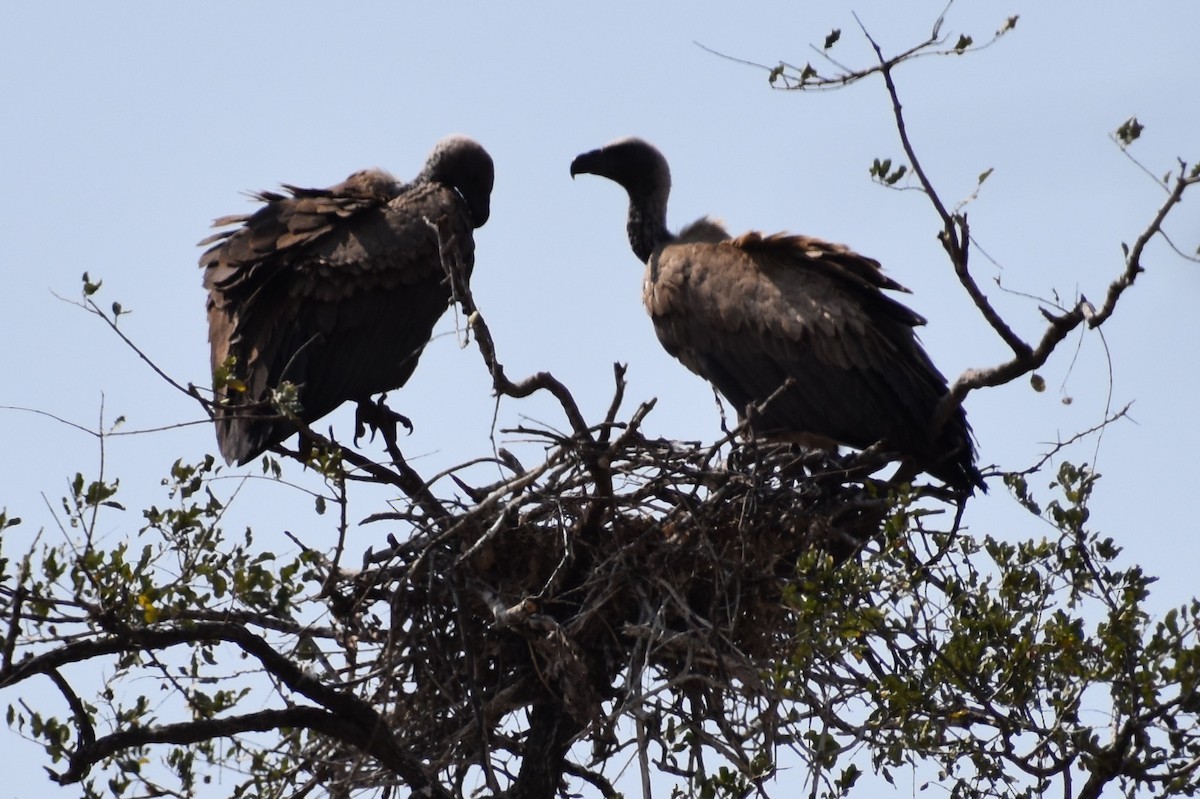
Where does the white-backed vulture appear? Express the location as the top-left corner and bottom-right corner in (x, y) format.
(201, 135), (494, 465)
(570, 137), (983, 493)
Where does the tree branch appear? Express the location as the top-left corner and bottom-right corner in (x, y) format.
(54, 705), (446, 798)
(860, 18), (1032, 360)
(4, 621), (449, 796)
(941, 163), (1197, 416)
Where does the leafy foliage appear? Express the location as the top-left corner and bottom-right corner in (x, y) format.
(4, 432), (1200, 799)
(774, 463), (1200, 799)
(1116, 117), (1145, 148)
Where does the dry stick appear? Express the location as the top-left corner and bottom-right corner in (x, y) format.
(68, 295), (203, 404)
(598, 363), (630, 446)
(431, 216), (619, 551)
(562, 760), (621, 799)
(0, 405), (210, 438)
(700, 378), (797, 465)
(413, 455), (521, 504)
(860, 19), (1030, 360)
(945, 162), (1197, 408)
(57, 706), (444, 795)
(321, 473), (351, 598)
(1094, 160), (1199, 326)
(1015, 403), (1134, 477)
(378, 431), (452, 525)
(712, 1), (1010, 93)
(429, 216), (592, 440)
(278, 416), (450, 527)
(636, 711), (653, 799)
(696, 26), (939, 93)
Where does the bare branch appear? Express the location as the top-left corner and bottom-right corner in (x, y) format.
(941, 162), (1198, 419)
(859, 20), (1032, 360)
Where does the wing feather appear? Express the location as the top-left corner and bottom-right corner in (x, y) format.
(203, 177), (474, 464)
(645, 231), (975, 482)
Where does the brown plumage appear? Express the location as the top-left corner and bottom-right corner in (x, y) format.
(201, 135), (494, 465)
(570, 137), (983, 492)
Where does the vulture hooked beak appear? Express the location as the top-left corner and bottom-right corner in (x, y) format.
(569, 138), (670, 202)
(464, 190), (491, 227)
(569, 149), (605, 179)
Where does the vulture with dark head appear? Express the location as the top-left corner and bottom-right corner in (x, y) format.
(570, 137), (983, 493)
(201, 134), (494, 465)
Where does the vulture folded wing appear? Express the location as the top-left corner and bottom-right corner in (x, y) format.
(203, 177), (474, 464)
(645, 231), (975, 480)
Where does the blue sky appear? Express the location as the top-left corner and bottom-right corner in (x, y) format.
(1, 2), (1197, 796)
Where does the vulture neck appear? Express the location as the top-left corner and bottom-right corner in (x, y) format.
(626, 188), (674, 264)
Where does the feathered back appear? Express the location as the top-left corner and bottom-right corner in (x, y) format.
(646, 231), (979, 489)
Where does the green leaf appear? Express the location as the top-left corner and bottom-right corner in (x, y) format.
(1115, 116), (1144, 146)
(954, 34), (974, 53)
(82, 272), (102, 296)
(824, 29), (841, 49)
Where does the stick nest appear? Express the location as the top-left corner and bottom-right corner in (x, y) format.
(319, 393), (898, 790)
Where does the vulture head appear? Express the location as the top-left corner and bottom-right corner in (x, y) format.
(571, 137), (674, 263)
(419, 134), (495, 227)
(570, 137), (671, 206)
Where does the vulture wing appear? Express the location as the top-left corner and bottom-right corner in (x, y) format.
(645, 229), (978, 488)
(202, 171), (476, 464)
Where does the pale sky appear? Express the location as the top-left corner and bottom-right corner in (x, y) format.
(1, 3), (1197, 797)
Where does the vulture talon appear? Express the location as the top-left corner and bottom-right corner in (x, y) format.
(202, 136), (494, 466)
(353, 396), (414, 448)
(571, 137), (984, 493)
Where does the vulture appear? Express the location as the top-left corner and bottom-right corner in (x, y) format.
(570, 137), (983, 493)
(201, 134), (494, 465)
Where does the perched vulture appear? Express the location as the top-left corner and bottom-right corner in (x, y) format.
(570, 137), (983, 493)
(201, 135), (494, 465)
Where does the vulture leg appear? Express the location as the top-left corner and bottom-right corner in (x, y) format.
(354, 394), (414, 447)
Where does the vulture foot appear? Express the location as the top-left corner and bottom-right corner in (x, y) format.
(354, 395), (414, 448)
